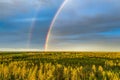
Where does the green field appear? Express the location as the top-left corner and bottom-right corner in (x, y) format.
(0, 52), (120, 80)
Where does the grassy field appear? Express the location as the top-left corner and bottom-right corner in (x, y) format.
(0, 52), (120, 80)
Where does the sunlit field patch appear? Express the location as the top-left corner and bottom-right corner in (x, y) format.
(0, 52), (120, 80)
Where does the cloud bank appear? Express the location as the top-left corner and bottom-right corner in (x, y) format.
(0, 0), (63, 50)
(48, 0), (120, 51)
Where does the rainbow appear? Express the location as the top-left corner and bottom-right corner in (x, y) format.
(27, 6), (41, 48)
(44, 0), (68, 51)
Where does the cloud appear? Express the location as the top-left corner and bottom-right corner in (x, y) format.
(0, 0), (54, 19)
(0, 1), (34, 19)
(48, 0), (120, 51)
(0, 0), (63, 50)
(0, 0), (63, 19)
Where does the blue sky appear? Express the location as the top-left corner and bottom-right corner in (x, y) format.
(0, 0), (120, 51)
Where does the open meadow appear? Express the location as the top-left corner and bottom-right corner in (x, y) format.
(0, 52), (120, 80)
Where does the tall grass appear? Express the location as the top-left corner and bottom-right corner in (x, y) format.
(0, 52), (120, 80)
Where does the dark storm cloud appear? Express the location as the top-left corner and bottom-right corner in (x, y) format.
(51, 0), (120, 37)
(53, 13), (120, 36)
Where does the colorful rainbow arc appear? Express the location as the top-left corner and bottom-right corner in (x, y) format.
(44, 0), (68, 51)
(28, 0), (68, 50)
(27, 6), (41, 49)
